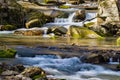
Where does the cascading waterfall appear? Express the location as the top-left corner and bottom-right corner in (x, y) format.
(44, 11), (97, 27)
(68, 12), (76, 22)
(54, 12), (75, 23)
(42, 27), (49, 37)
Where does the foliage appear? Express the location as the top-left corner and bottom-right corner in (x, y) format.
(0, 49), (16, 58)
(1, 25), (16, 31)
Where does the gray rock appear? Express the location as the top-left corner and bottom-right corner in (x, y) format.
(1, 70), (19, 76)
(97, 0), (120, 23)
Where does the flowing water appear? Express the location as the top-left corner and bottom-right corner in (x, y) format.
(0, 7), (119, 80)
(44, 12), (97, 27)
(14, 55), (120, 80)
(0, 34), (119, 80)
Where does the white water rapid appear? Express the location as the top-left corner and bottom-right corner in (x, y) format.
(45, 12), (96, 27)
(16, 55), (120, 80)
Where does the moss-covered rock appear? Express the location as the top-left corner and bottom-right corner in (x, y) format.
(0, 0), (25, 28)
(116, 37), (120, 46)
(21, 67), (47, 80)
(84, 22), (95, 28)
(25, 11), (53, 28)
(1, 24), (16, 31)
(0, 0), (53, 29)
(67, 26), (103, 39)
(0, 49), (16, 58)
(59, 5), (70, 9)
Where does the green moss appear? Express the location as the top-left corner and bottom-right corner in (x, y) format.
(85, 22), (95, 28)
(68, 26), (103, 39)
(44, 0), (49, 3)
(116, 37), (120, 46)
(59, 5), (70, 9)
(33, 74), (41, 80)
(32, 71), (46, 80)
(0, 49), (16, 58)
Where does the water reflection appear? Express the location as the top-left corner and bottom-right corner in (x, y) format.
(0, 34), (117, 47)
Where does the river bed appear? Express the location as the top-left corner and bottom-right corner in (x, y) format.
(0, 34), (120, 80)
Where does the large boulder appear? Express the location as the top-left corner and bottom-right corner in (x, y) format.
(90, 0), (120, 37)
(0, 0), (25, 28)
(25, 11), (53, 28)
(66, 26), (103, 39)
(85, 54), (109, 64)
(97, 0), (120, 24)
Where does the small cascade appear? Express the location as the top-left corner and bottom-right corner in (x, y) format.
(109, 57), (113, 63)
(44, 12), (97, 27)
(42, 27), (49, 37)
(54, 18), (69, 23)
(68, 12), (76, 22)
(109, 57), (120, 64)
(54, 12), (76, 23)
